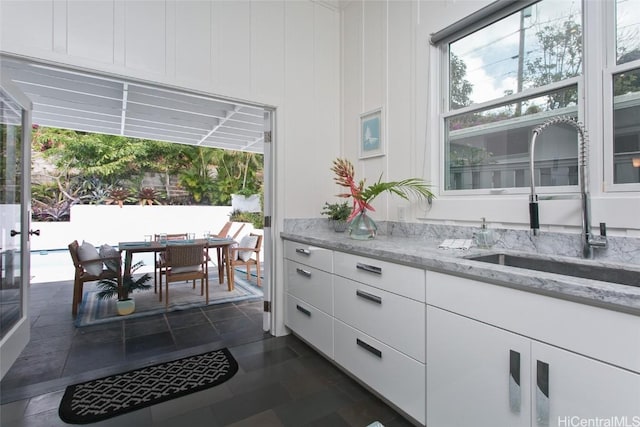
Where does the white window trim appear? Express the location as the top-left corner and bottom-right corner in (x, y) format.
(603, 60), (640, 192)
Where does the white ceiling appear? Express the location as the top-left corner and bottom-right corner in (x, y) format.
(1, 58), (266, 153)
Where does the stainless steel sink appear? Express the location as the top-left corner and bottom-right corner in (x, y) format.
(466, 253), (639, 288)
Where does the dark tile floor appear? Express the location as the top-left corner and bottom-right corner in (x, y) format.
(0, 281), (414, 426)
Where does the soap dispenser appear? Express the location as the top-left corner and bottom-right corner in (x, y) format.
(475, 217), (494, 249)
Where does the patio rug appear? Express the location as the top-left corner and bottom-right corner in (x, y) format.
(75, 268), (263, 327)
(58, 348), (238, 424)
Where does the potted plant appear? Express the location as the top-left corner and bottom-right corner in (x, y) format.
(331, 158), (434, 240)
(96, 261), (152, 315)
(321, 201), (351, 232)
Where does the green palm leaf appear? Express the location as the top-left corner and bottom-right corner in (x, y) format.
(360, 176), (434, 204)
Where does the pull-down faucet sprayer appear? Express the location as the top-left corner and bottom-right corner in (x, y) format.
(528, 116), (607, 258)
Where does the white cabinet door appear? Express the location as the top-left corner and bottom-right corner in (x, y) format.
(285, 259), (333, 315)
(334, 275), (425, 362)
(531, 341), (640, 426)
(334, 319), (425, 425)
(285, 294), (333, 358)
(427, 306), (531, 427)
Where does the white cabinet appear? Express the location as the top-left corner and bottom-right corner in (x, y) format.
(284, 241), (334, 358)
(283, 240), (426, 425)
(334, 253), (426, 425)
(333, 275), (425, 362)
(427, 278), (640, 427)
(334, 252), (425, 302)
(334, 319), (426, 424)
(427, 306), (531, 427)
(531, 340), (640, 425)
(285, 294), (333, 358)
(284, 238), (640, 427)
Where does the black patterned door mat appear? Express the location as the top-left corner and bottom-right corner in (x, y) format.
(58, 348), (238, 424)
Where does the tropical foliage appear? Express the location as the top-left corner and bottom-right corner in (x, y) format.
(31, 127), (264, 220)
(96, 261), (152, 301)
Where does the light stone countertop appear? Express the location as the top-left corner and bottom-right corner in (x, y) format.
(281, 219), (640, 316)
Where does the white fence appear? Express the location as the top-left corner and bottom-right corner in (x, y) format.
(31, 205), (243, 251)
(29, 204), (260, 283)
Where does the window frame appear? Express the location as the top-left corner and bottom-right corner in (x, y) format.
(435, 0), (640, 196)
(602, 0), (640, 192)
(437, 0), (587, 197)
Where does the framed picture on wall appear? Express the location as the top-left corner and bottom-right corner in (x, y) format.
(359, 108), (384, 159)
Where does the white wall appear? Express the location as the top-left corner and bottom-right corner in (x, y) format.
(0, 0), (341, 220)
(30, 205), (241, 251)
(341, 0), (640, 235)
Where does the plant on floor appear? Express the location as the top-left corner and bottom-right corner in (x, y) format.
(96, 260), (152, 301)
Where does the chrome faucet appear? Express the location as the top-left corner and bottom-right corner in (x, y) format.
(529, 116), (607, 258)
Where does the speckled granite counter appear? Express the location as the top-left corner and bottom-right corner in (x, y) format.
(282, 219), (640, 315)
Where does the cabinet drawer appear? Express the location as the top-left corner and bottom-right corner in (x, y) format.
(334, 252), (425, 302)
(334, 319), (425, 425)
(427, 270), (640, 373)
(285, 294), (333, 358)
(284, 240), (333, 272)
(285, 260), (333, 315)
(334, 276), (425, 362)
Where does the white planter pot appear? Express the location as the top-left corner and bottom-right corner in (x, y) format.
(116, 298), (135, 316)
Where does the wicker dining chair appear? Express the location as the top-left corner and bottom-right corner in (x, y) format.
(154, 233), (188, 293)
(160, 242), (208, 307)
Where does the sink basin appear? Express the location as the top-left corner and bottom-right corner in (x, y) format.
(466, 253), (639, 288)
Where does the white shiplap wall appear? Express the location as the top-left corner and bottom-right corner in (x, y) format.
(0, 0), (340, 219)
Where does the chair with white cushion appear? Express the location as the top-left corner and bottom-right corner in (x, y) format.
(225, 233), (262, 287)
(68, 240), (122, 317)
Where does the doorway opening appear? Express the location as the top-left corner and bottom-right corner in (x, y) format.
(1, 56), (275, 334)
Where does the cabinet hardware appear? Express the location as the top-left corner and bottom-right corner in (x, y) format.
(295, 248), (310, 255)
(356, 338), (382, 358)
(296, 268), (312, 278)
(30, 229), (41, 236)
(509, 350), (521, 413)
(356, 262), (382, 275)
(10, 230), (19, 237)
(536, 360), (549, 426)
(356, 290), (382, 304)
(296, 304), (311, 317)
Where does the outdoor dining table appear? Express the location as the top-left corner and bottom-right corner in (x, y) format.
(118, 237), (237, 292)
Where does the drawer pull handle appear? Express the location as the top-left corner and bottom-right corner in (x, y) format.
(536, 360), (549, 426)
(356, 290), (382, 304)
(296, 304), (311, 317)
(356, 262), (382, 275)
(509, 350), (521, 413)
(296, 268), (312, 278)
(295, 248), (311, 255)
(356, 338), (382, 358)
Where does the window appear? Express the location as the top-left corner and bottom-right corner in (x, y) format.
(442, 0), (583, 192)
(611, 0), (640, 185)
